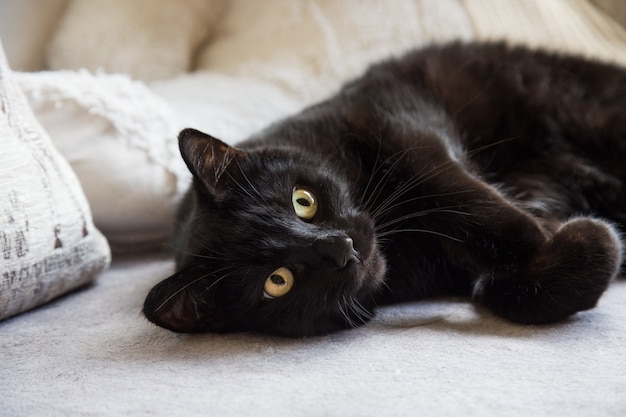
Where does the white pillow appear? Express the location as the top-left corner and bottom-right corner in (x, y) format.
(0, 43), (111, 321)
(149, 72), (305, 145)
(16, 70), (191, 252)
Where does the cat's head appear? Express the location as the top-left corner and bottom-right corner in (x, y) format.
(143, 128), (386, 337)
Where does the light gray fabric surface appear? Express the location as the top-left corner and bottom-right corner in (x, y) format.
(2, 254), (624, 416)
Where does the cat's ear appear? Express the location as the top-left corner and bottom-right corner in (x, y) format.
(143, 266), (229, 333)
(178, 128), (245, 196)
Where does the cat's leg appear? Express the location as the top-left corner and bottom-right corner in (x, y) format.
(370, 114), (622, 321)
(399, 143), (622, 323)
(472, 216), (622, 324)
(428, 165), (623, 323)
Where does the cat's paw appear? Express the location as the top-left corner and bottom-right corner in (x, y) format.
(473, 217), (622, 324)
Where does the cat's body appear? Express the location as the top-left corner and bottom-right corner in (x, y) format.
(144, 42), (625, 337)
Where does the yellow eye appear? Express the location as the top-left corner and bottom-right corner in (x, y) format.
(292, 187), (318, 220)
(263, 267), (294, 299)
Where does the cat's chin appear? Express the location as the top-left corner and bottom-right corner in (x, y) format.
(353, 244), (387, 296)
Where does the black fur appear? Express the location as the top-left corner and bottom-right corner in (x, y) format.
(144, 42), (625, 337)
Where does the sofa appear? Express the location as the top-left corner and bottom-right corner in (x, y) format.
(1, 1), (626, 415)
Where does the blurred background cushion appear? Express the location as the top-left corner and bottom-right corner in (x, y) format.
(46, 0), (227, 82)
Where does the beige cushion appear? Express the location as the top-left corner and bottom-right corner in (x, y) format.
(47, 0), (227, 82)
(463, 0), (626, 65)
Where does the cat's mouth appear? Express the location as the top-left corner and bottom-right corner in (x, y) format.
(308, 210), (384, 294)
(362, 243), (387, 290)
(307, 234), (384, 299)
(341, 238), (386, 295)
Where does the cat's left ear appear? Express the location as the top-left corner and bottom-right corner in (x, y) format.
(178, 128), (245, 196)
(143, 265), (230, 333)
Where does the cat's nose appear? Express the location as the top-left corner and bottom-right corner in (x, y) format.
(314, 236), (360, 269)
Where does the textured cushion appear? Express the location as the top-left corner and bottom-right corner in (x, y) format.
(0, 43), (111, 321)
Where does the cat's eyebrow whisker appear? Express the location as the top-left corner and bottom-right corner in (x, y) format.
(360, 136), (412, 210)
(372, 141), (486, 219)
(376, 228), (465, 242)
(152, 268), (235, 313)
(369, 157), (459, 219)
(232, 158), (269, 203)
(359, 128), (389, 208)
(227, 173), (261, 202)
(167, 246), (232, 262)
(362, 144), (429, 213)
(197, 243), (233, 258)
(371, 191), (474, 221)
(165, 241), (235, 262)
(373, 153), (451, 211)
(374, 207), (472, 232)
(465, 136), (518, 157)
(218, 156), (268, 203)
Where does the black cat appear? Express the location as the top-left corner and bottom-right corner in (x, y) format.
(144, 41), (625, 337)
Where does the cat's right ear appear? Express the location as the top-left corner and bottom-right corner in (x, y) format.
(178, 128), (245, 197)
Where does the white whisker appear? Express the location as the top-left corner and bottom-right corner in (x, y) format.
(153, 267), (237, 313)
(376, 228), (465, 242)
(374, 206), (471, 232)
